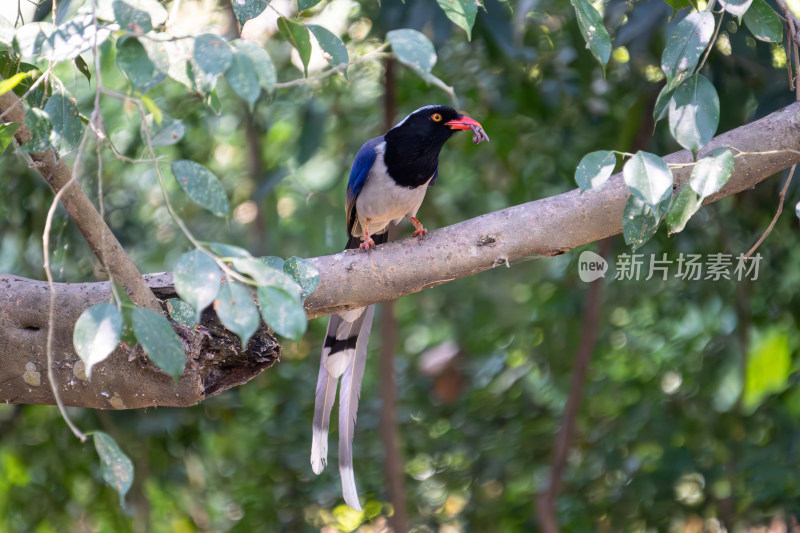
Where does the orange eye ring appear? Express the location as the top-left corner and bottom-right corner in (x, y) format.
(431, 113), (442, 122)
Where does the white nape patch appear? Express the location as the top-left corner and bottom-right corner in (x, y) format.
(353, 142), (433, 236)
(388, 105), (440, 132)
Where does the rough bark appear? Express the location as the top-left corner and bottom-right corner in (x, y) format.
(0, 274), (279, 408)
(2, 102), (799, 408)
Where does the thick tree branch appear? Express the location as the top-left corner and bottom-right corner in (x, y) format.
(0, 80), (162, 313)
(0, 275), (279, 408)
(2, 102), (799, 408)
(303, 101), (800, 318)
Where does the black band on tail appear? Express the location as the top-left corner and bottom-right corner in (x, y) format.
(324, 334), (359, 356)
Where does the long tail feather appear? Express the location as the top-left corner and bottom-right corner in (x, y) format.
(311, 307), (368, 474)
(338, 304), (375, 512)
(311, 355), (336, 475)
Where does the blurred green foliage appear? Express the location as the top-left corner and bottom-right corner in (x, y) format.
(2, 0), (800, 531)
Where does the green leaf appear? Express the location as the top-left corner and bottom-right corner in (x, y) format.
(114, 0), (152, 32)
(719, 0), (753, 17)
(262, 256), (284, 270)
(232, 257), (302, 300)
(46, 15), (112, 62)
(214, 280), (260, 347)
(278, 17), (312, 77)
(167, 298), (197, 328)
(208, 242), (253, 259)
(570, 0), (612, 69)
(623, 194), (667, 250)
(436, 0), (479, 40)
(110, 281), (138, 348)
(0, 72), (29, 96)
(21, 107), (52, 153)
(44, 91), (85, 156)
(308, 24), (349, 70)
(0, 14), (14, 45)
(142, 113), (185, 146)
(194, 34), (233, 80)
(663, 0), (693, 8)
(575, 150), (616, 192)
(298, 0), (322, 10)
(622, 151), (673, 209)
(668, 74), (719, 156)
(232, 39), (276, 94)
(743, 328), (791, 413)
(661, 11), (714, 86)
(225, 50), (261, 108)
(688, 148), (734, 198)
(93, 432), (134, 508)
(162, 38), (195, 89)
(653, 82), (677, 123)
(232, 0), (268, 25)
(743, 0), (783, 42)
(54, 0), (74, 25)
(73, 303), (123, 379)
(174, 250), (222, 321)
(74, 56), (91, 84)
(283, 256), (320, 300)
(141, 94), (162, 125)
(0, 122), (20, 152)
(0, 56), (47, 107)
(131, 307), (186, 381)
(665, 184), (702, 234)
(14, 22), (56, 60)
(207, 90), (222, 114)
(107, 0), (168, 31)
(387, 29), (437, 75)
(171, 160), (230, 217)
(257, 286), (307, 340)
(116, 36), (164, 92)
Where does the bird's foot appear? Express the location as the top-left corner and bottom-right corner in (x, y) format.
(408, 216), (427, 240)
(359, 236), (376, 251)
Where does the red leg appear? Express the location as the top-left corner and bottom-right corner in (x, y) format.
(360, 219), (376, 251)
(408, 216), (428, 239)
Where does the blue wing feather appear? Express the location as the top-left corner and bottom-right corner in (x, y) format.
(346, 137), (382, 204)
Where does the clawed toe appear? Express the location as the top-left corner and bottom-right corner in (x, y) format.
(359, 237), (376, 251)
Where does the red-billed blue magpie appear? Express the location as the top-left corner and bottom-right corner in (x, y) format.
(311, 105), (489, 511)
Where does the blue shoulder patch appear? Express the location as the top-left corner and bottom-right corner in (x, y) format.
(346, 137), (382, 204)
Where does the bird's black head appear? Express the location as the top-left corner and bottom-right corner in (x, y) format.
(383, 105), (484, 188)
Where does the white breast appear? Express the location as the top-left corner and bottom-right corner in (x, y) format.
(353, 142), (431, 236)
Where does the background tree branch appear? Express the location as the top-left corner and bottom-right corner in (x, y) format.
(1, 101), (799, 408)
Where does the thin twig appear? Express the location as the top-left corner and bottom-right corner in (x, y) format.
(134, 100), (254, 286)
(275, 44), (390, 88)
(744, 164), (796, 258)
(697, 11), (723, 72)
(43, 180), (87, 442)
(42, 119), (98, 443)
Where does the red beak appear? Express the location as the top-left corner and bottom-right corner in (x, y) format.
(444, 115), (483, 130)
